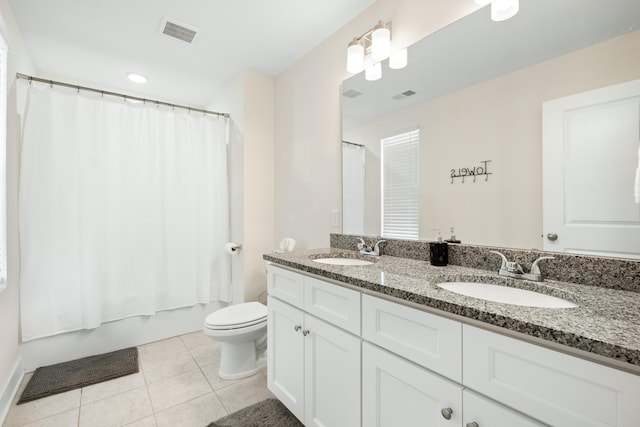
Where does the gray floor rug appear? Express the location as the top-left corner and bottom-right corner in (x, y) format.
(207, 398), (303, 427)
(18, 347), (138, 404)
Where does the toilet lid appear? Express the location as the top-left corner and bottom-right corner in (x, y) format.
(205, 302), (267, 329)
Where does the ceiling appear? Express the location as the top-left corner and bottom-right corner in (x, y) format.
(9, 0), (376, 109)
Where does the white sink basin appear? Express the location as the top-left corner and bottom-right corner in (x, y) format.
(312, 258), (374, 266)
(437, 282), (577, 308)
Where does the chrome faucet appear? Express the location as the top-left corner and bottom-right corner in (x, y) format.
(489, 251), (554, 282)
(356, 238), (371, 252)
(357, 238), (386, 256)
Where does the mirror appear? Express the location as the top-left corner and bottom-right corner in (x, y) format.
(341, 0), (640, 258)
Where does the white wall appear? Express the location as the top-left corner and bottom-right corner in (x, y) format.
(210, 70), (275, 303)
(242, 70), (274, 302)
(208, 73), (246, 305)
(0, 0), (34, 418)
(274, 0), (480, 249)
(343, 30), (640, 249)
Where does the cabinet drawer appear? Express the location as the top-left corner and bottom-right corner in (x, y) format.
(303, 276), (361, 335)
(362, 294), (462, 382)
(463, 325), (640, 427)
(463, 389), (546, 427)
(267, 264), (304, 308)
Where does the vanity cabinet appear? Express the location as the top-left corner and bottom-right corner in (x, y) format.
(267, 264), (640, 427)
(362, 342), (544, 427)
(361, 294), (544, 427)
(464, 325), (640, 427)
(267, 265), (361, 427)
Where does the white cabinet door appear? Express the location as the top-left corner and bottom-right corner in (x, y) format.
(463, 325), (640, 427)
(267, 296), (305, 422)
(304, 314), (361, 427)
(463, 389), (546, 427)
(542, 79), (640, 258)
(363, 342), (463, 427)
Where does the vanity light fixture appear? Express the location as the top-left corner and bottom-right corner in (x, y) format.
(371, 21), (391, 61)
(346, 20), (407, 78)
(474, 0), (519, 21)
(347, 38), (365, 74)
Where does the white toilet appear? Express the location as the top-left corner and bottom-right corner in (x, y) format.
(203, 301), (268, 380)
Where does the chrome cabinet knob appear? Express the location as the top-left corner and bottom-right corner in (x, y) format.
(466, 422), (479, 427)
(294, 325), (301, 332)
(441, 407), (453, 420)
(546, 232), (558, 241)
(302, 329), (310, 336)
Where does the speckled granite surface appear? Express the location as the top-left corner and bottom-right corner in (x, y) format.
(330, 234), (640, 293)
(264, 247), (640, 370)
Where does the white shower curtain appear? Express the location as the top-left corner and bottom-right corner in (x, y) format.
(342, 142), (365, 235)
(19, 84), (231, 341)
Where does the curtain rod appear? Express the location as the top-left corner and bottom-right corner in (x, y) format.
(16, 73), (230, 119)
(342, 140), (364, 147)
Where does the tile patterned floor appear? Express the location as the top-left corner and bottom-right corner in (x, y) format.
(3, 332), (275, 427)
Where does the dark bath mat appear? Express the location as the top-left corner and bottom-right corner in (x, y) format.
(206, 398), (303, 427)
(18, 347), (139, 404)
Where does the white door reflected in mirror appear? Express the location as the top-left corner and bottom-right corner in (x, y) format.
(543, 79), (640, 259)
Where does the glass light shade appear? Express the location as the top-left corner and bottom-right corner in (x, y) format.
(491, 0), (519, 21)
(389, 48), (407, 70)
(365, 62), (382, 81)
(371, 23), (391, 61)
(346, 39), (365, 74)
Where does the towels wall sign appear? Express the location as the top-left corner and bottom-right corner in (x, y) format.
(451, 160), (492, 183)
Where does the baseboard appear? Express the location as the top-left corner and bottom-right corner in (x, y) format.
(0, 356), (24, 425)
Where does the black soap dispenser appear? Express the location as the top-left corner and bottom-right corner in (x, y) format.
(429, 228), (449, 266)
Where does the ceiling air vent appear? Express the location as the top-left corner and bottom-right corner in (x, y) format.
(342, 88), (363, 98)
(392, 90), (417, 100)
(161, 18), (198, 43)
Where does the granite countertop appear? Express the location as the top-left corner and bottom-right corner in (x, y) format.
(263, 248), (640, 371)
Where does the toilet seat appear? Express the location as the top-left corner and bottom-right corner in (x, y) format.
(204, 302), (267, 330)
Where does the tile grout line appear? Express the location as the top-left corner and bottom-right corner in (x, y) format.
(138, 349), (161, 425)
(186, 335), (233, 419)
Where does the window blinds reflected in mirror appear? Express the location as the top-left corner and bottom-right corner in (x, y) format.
(381, 129), (419, 239)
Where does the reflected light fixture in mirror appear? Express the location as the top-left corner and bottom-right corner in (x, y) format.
(365, 62), (382, 81)
(492, 0), (519, 21)
(389, 48), (408, 70)
(474, 0), (520, 22)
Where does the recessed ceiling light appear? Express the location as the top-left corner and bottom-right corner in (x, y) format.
(127, 73), (147, 83)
